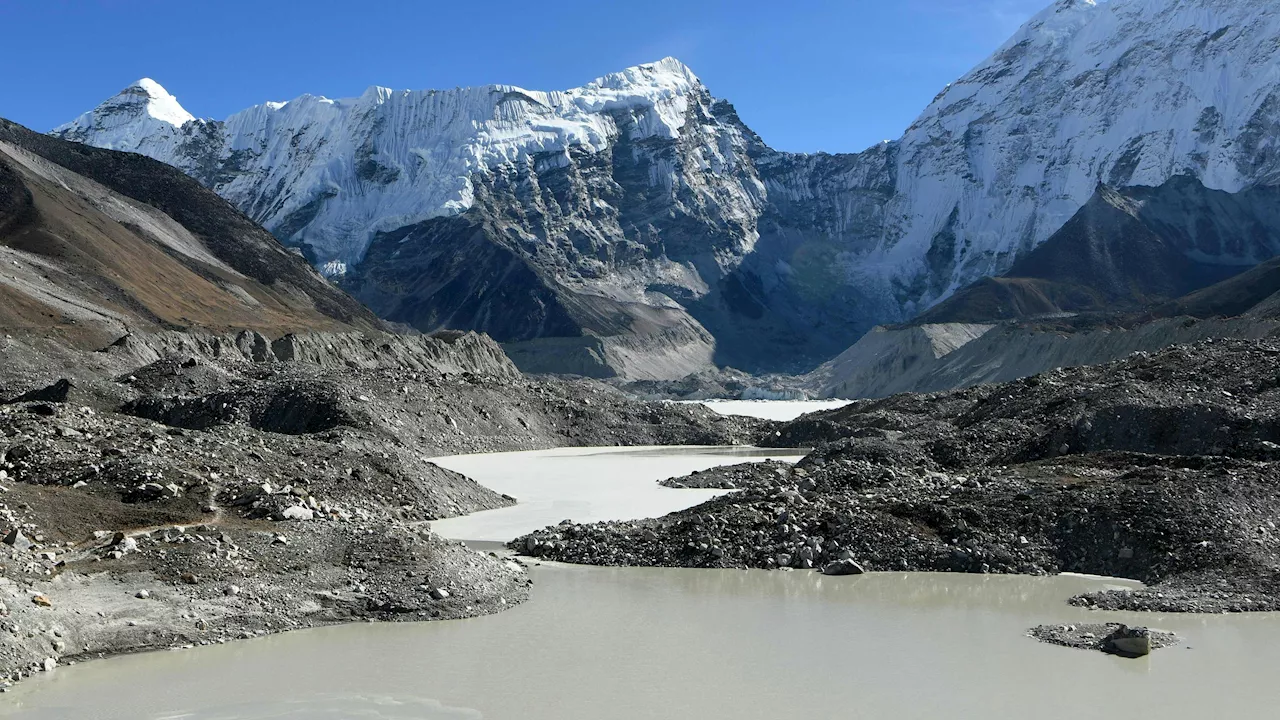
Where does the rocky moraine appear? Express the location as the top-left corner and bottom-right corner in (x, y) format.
(0, 330), (764, 688)
(516, 339), (1280, 615)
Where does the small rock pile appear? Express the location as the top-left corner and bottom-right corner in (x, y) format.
(1030, 623), (1180, 657)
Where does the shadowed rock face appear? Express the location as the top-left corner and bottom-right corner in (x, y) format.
(919, 178), (1280, 324)
(1160, 254), (1280, 319)
(801, 176), (1280, 401)
(122, 379), (370, 435)
(342, 215), (584, 344)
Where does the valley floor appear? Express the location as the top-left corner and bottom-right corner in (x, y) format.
(7, 330), (1280, 692)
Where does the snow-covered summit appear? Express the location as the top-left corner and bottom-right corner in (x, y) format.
(130, 78), (197, 126)
(55, 78), (195, 150)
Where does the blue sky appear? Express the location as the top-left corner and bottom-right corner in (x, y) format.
(1, 0), (1048, 153)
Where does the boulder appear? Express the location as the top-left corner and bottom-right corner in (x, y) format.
(822, 560), (866, 576)
(28, 404), (56, 417)
(7, 379), (75, 404)
(279, 506), (314, 521)
(1105, 625), (1152, 657)
(124, 483), (169, 503)
(3, 529), (33, 552)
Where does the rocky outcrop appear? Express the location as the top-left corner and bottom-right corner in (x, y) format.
(4, 379), (76, 405)
(1030, 624), (1179, 657)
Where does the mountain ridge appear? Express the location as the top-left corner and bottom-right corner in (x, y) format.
(52, 0), (1280, 373)
(0, 117), (386, 345)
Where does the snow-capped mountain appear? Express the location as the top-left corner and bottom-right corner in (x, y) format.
(873, 0), (1280, 304)
(52, 0), (1280, 374)
(54, 59), (745, 274)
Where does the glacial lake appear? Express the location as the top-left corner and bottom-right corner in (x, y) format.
(427, 445), (806, 541)
(7, 446), (1280, 719)
(692, 399), (852, 422)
